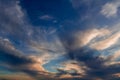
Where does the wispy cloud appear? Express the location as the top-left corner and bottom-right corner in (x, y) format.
(74, 28), (110, 48)
(0, 37), (47, 78)
(1, 0), (120, 80)
(56, 60), (87, 78)
(101, 1), (120, 18)
(90, 32), (120, 50)
(40, 15), (54, 20)
(0, 73), (35, 80)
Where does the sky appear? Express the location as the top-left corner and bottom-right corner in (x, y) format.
(1, 0), (120, 80)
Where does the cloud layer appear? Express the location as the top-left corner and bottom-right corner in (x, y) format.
(1, 0), (120, 80)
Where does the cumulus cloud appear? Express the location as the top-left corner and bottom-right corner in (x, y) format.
(101, 1), (120, 18)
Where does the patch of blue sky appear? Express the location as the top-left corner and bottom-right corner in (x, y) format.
(0, 71), (12, 75)
(43, 54), (69, 73)
(20, 0), (77, 27)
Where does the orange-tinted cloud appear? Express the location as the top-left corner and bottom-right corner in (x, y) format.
(90, 32), (120, 50)
(74, 28), (110, 48)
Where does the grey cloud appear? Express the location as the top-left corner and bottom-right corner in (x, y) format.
(0, 0), (31, 42)
(0, 0), (51, 46)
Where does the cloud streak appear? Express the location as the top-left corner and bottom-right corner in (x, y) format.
(74, 28), (110, 48)
(90, 32), (120, 50)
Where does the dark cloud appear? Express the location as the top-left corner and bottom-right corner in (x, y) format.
(57, 41), (120, 80)
(0, 38), (45, 78)
(57, 21), (120, 79)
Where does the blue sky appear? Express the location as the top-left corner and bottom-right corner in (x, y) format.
(1, 0), (120, 80)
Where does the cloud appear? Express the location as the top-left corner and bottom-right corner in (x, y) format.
(0, 1), (49, 76)
(58, 60), (87, 77)
(90, 32), (120, 50)
(66, 49), (103, 79)
(113, 73), (120, 78)
(58, 26), (120, 79)
(0, 0), (32, 41)
(59, 33), (120, 80)
(104, 50), (120, 66)
(74, 28), (110, 48)
(70, 0), (93, 9)
(60, 60), (86, 74)
(55, 60), (88, 79)
(0, 37), (16, 51)
(111, 50), (120, 61)
(0, 37), (47, 78)
(67, 48), (120, 80)
(28, 37), (66, 65)
(55, 21), (120, 79)
(0, 0), (66, 79)
(1, 0), (120, 80)
(0, 73), (35, 80)
(29, 37), (65, 54)
(60, 24), (120, 79)
(101, 1), (120, 18)
(39, 15), (54, 20)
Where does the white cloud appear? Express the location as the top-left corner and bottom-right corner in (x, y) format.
(101, 1), (120, 18)
(74, 28), (110, 48)
(90, 32), (120, 50)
